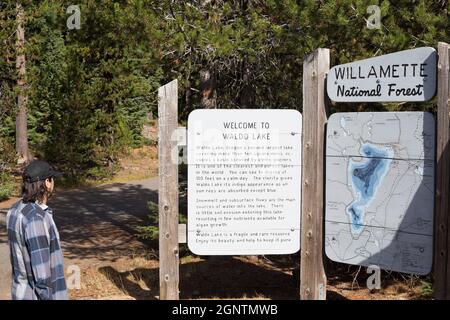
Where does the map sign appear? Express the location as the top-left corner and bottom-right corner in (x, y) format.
(187, 109), (302, 255)
(325, 112), (435, 275)
(327, 47), (437, 102)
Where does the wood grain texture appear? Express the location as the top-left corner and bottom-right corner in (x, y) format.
(435, 42), (450, 300)
(300, 48), (330, 300)
(158, 80), (180, 300)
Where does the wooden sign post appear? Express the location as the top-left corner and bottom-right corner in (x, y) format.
(434, 42), (450, 300)
(155, 44), (449, 301)
(300, 48), (329, 300)
(158, 79), (180, 300)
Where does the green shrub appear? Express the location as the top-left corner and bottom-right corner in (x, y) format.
(0, 172), (15, 201)
(137, 200), (188, 241)
(143, 137), (158, 147)
(136, 201), (159, 240)
(85, 165), (117, 181)
(420, 281), (433, 298)
(0, 138), (17, 166)
(0, 138), (17, 201)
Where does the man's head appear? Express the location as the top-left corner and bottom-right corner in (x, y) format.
(22, 160), (62, 203)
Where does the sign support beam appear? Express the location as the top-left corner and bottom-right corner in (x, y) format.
(158, 79), (180, 300)
(300, 48), (329, 300)
(434, 42), (450, 300)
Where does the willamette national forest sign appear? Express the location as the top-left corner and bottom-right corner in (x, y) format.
(325, 112), (435, 275)
(327, 47), (437, 102)
(187, 109), (302, 255)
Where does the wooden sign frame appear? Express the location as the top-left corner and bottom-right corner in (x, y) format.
(157, 42), (450, 300)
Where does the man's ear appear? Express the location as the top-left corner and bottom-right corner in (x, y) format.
(45, 178), (53, 188)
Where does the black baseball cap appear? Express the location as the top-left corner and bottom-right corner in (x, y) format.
(23, 160), (63, 183)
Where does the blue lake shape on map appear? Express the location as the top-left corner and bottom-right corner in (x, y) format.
(347, 143), (393, 236)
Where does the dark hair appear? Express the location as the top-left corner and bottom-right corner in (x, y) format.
(22, 177), (53, 203)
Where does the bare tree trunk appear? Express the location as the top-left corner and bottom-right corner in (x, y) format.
(185, 77), (191, 110)
(200, 69), (217, 109)
(185, 57), (192, 111)
(199, 0), (217, 109)
(239, 59), (252, 108)
(238, 0), (252, 108)
(15, 3), (30, 164)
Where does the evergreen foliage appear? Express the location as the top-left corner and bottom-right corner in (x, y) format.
(0, 0), (449, 180)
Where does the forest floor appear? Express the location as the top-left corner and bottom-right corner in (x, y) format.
(0, 144), (433, 300)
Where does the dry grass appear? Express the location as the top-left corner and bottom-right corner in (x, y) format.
(68, 250), (160, 300)
(67, 253), (430, 300)
(109, 146), (158, 183)
(61, 145), (158, 190)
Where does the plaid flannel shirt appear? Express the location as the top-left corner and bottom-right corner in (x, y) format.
(6, 200), (68, 300)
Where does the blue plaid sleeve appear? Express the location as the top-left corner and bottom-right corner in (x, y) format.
(24, 215), (53, 300)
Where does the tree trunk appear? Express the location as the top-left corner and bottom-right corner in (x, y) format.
(239, 58), (252, 108)
(200, 69), (217, 109)
(15, 3), (30, 164)
(238, 0), (251, 108)
(185, 57), (192, 112)
(199, 1), (217, 109)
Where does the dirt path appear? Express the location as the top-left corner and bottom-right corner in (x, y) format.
(52, 177), (158, 266)
(0, 177), (158, 299)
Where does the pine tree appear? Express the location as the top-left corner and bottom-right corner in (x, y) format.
(15, 2), (31, 164)
(1, 0), (449, 181)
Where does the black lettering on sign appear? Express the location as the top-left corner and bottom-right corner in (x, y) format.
(387, 84), (424, 96)
(337, 84), (382, 97)
(332, 63), (430, 80)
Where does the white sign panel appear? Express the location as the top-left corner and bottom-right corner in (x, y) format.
(327, 47), (437, 102)
(187, 109), (302, 255)
(325, 112), (435, 275)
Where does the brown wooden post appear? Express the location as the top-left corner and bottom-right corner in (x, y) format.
(434, 42), (450, 300)
(158, 80), (179, 300)
(300, 48), (329, 300)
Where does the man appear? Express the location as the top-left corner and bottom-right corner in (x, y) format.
(6, 160), (68, 300)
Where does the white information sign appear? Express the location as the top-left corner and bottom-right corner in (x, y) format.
(327, 47), (437, 102)
(325, 112), (435, 275)
(187, 109), (302, 255)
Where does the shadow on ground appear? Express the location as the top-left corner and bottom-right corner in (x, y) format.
(98, 256), (348, 300)
(51, 182), (158, 262)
